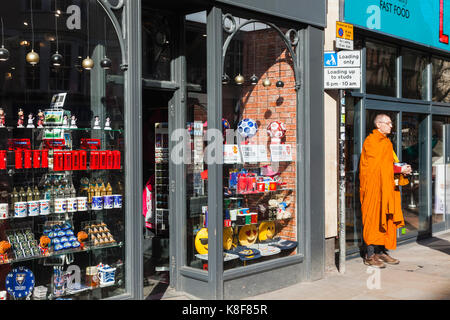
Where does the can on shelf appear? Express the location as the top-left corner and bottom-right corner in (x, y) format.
(92, 196), (103, 210)
(103, 195), (114, 209)
(67, 198), (78, 212)
(77, 197), (88, 211)
(14, 202), (27, 218)
(54, 198), (67, 213)
(113, 194), (122, 209)
(39, 200), (50, 215)
(27, 201), (40, 216)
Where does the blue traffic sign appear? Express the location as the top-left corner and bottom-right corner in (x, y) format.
(324, 52), (338, 67)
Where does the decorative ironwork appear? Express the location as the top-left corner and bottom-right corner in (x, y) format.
(222, 16), (301, 91)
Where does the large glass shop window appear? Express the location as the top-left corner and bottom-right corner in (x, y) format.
(0, 1), (125, 299)
(219, 17), (298, 269)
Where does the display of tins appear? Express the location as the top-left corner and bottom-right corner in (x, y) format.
(113, 194), (122, 208)
(5, 229), (40, 260)
(0, 203), (8, 219)
(14, 202), (27, 218)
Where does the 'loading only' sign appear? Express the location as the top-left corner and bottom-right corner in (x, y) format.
(324, 51), (361, 89)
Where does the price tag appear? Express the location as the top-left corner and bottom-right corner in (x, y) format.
(270, 144), (293, 162)
(240, 145), (268, 163)
(223, 144), (242, 164)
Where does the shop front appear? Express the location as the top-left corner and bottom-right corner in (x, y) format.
(0, 0), (326, 300)
(340, 0), (450, 256)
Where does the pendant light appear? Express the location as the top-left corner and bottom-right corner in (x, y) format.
(249, 22), (258, 85)
(50, 0), (63, 68)
(234, 18), (244, 85)
(100, 17), (112, 69)
(26, 0), (39, 65)
(82, 0), (94, 70)
(0, 17), (10, 62)
(276, 38), (284, 88)
(222, 73), (230, 85)
(262, 25), (271, 88)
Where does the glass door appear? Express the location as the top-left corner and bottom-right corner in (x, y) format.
(399, 112), (429, 238)
(431, 116), (449, 233)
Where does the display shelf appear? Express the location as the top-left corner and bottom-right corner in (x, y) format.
(2, 242), (123, 266)
(46, 281), (119, 300)
(0, 127), (123, 134)
(2, 207), (124, 220)
(224, 188), (294, 197)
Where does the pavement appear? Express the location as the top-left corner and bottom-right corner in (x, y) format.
(161, 231), (450, 300)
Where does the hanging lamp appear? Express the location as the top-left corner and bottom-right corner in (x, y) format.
(234, 18), (244, 85)
(50, 0), (63, 67)
(276, 37), (284, 88)
(250, 22), (258, 85)
(26, 0), (39, 65)
(0, 17), (10, 62)
(100, 17), (112, 69)
(82, 0), (94, 70)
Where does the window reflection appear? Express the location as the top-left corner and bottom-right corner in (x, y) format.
(432, 57), (450, 103)
(402, 49), (428, 100)
(366, 41), (397, 97)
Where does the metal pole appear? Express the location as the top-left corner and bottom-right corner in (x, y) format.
(338, 89), (346, 273)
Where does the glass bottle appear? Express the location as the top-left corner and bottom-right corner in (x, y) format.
(94, 184), (100, 197)
(64, 183), (71, 198)
(116, 181), (124, 196)
(88, 184), (95, 204)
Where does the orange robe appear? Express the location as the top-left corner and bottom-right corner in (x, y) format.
(359, 129), (405, 250)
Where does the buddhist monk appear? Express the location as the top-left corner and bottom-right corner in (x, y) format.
(359, 114), (412, 268)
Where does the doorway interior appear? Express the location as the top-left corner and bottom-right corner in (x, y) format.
(142, 89), (172, 299)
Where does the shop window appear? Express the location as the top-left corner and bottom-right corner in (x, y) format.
(220, 16), (299, 270)
(402, 49), (428, 100)
(0, 2), (126, 300)
(142, 10), (172, 81)
(185, 11), (208, 269)
(365, 41), (397, 97)
(432, 56), (450, 103)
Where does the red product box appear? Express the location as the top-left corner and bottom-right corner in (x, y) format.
(113, 151), (121, 169)
(81, 139), (101, 150)
(79, 150), (87, 170)
(8, 139), (31, 151)
(224, 219), (232, 227)
(41, 150), (49, 168)
(15, 150), (23, 169)
(64, 151), (72, 171)
(32, 150), (41, 168)
(53, 151), (64, 171)
(43, 139), (65, 150)
(99, 151), (107, 170)
(106, 151), (114, 169)
(90, 151), (99, 170)
(0, 151), (6, 170)
(72, 151), (80, 170)
(23, 150), (32, 169)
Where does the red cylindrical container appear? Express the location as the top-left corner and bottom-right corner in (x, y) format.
(113, 151), (121, 169)
(0, 151), (6, 170)
(23, 150), (32, 169)
(90, 151), (99, 170)
(41, 149), (49, 168)
(15, 150), (23, 169)
(106, 151), (114, 169)
(53, 151), (64, 171)
(99, 151), (107, 169)
(64, 151), (72, 171)
(79, 150), (87, 170)
(32, 150), (41, 168)
(72, 151), (80, 170)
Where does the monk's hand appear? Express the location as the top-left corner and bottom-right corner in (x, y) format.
(401, 164), (412, 175)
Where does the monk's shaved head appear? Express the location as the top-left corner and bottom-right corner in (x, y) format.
(374, 114), (390, 127)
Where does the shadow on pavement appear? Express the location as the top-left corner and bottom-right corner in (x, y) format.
(416, 236), (450, 255)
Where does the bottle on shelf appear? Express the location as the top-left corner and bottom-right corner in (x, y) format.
(116, 181), (124, 197)
(100, 183), (106, 196)
(70, 183), (76, 198)
(94, 184), (100, 197)
(88, 184), (95, 204)
(64, 183), (71, 198)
